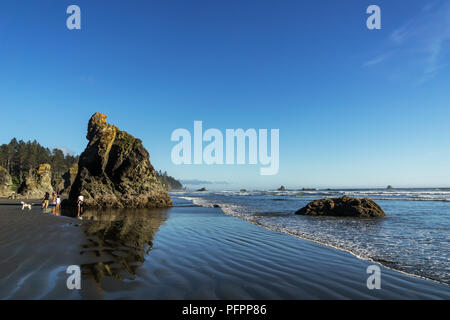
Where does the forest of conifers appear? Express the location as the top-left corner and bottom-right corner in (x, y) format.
(0, 138), (78, 189)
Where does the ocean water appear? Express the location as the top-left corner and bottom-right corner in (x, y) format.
(173, 188), (450, 285)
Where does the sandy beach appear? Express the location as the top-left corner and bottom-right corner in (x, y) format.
(0, 197), (449, 300)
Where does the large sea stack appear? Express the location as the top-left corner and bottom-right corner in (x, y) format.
(67, 113), (172, 208)
(295, 196), (386, 218)
(18, 164), (54, 198)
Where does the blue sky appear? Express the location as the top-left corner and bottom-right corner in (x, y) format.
(1, 0), (450, 189)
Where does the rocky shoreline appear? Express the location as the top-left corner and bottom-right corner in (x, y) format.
(0, 113), (181, 208)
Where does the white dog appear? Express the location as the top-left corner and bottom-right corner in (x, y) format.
(21, 201), (32, 210)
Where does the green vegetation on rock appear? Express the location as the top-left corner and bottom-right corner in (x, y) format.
(67, 112), (173, 209)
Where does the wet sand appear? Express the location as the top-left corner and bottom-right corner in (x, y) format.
(0, 198), (449, 299)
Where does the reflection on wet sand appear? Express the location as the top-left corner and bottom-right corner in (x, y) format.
(78, 208), (168, 286)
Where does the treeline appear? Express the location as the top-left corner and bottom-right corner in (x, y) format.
(156, 170), (183, 191)
(0, 138), (182, 192)
(0, 138), (79, 189)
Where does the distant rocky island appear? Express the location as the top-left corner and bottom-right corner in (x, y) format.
(0, 115), (182, 203)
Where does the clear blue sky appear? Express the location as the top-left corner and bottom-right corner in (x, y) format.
(1, 0), (449, 189)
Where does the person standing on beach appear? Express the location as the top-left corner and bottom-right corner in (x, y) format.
(42, 192), (50, 210)
(54, 194), (62, 216)
(56, 195), (61, 209)
(77, 195), (84, 217)
(51, 191), (57, 213)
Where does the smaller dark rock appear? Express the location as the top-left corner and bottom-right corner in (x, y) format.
(277, 185), (286, 191)
(197, 187), (207, 192)
(213, 204), (220, 208)
(295, 196), (386, 218)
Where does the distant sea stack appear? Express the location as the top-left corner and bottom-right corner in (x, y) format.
(295, 196), (386, 218)
(0, 166), (13, 197)
(17, 164), (53, 198)
(67, 113), (172, 209)
(277, 185), (286, 191)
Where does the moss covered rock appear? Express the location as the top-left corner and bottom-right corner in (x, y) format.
(295, 196), (386, 218)
(18, 164), (53, 198)
(0, 166), (13, 197)
(66, 113), (172, 208)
